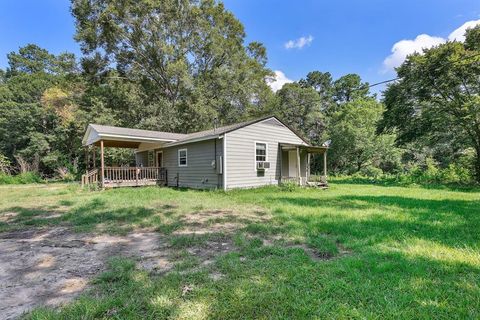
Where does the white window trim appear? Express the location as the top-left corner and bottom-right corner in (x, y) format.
(254, 141), (268, 172)
(178, 148), (188, 167)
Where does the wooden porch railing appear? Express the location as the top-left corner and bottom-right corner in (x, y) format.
(103, 167), (166, 187)
(81, 168), (99, 187)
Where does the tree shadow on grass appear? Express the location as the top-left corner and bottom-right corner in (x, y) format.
(268, 195), (480, 248)
(27, 238), (480, 319)
(207, 246), (480, 318)
(330, 178), (480, 193)
(0, 197), (185, 235)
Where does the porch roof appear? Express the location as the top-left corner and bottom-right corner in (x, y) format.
(82, 124), (188, 148)
(280, 143), (328, 154)
(82, 116), (313, 149)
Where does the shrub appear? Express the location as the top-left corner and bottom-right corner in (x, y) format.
(438, 163), (473, 185)
(0, 172), (44, 184)
(330, 159), (475, 187)
(359, 166), (383, 179)
(398, 159), (474, 186)
(55, 167), (76, 182)
(0, 153), (11, 174)
(280, 180), (298, 192)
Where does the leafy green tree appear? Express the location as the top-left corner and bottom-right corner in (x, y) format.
(71, 0), (272, 132)
(7, 44), (76, 76)
(0, 45), (83, 174)
(299, 71), (334, 111)
(300, 71), (333, 100)
(332, 73), (370, 104)
(275, 83), (325, 144)
(328, 98), (400, 173)
(380, 26), (480, 181)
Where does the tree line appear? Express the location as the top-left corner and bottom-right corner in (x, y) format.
(0, 0), (479, 184)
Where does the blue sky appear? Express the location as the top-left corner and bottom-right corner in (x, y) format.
(1, 0), (479, 95)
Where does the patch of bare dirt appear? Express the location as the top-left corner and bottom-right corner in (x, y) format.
(0, 227), (170, 320)
(174, 208), (271, 235)
(0, 207), (347, 319)
(0, 212), (18, 223)
(0, 207), (271, 319)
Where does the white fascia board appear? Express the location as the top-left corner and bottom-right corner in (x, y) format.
(83, 131), (177, 147)
(82, 126), (93, 145)
(97, 133), (177, 143)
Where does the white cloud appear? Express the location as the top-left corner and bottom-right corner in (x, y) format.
(266, 70), (293, 92)
(448, 19), (480, 41)
(382, 19), (480, 73)
(382, 34), (445, 72)
(284, 35), (314, 49)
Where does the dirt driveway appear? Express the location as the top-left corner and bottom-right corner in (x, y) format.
(0, 209), (266, 319)
(0, 227), (177, 319)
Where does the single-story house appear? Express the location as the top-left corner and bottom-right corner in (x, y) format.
(81, 115), (328, 190)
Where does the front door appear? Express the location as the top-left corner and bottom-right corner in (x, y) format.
(156, 151), (163, 167)
(288, 150), (297, 177)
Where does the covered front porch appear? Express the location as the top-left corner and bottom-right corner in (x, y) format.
(279, 143), (328, 187)
(81, 140), (167, 188)
(81, 124), (179, 188)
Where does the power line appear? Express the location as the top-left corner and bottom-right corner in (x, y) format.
(350, 78), (399, 92)
(354, 51), (480, 92)
(365, 78), (399, 88)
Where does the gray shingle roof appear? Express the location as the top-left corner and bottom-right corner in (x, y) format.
(86, 116), (310, 146)
(90, 124), (188, 141)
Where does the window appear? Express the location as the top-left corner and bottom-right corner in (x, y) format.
(178, 149), (187, 167)
(255, 143), (267, 162)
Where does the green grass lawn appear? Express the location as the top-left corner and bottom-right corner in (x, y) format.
(1, 182), (479, 319)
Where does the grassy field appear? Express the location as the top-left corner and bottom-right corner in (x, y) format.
(1, 182), (479, 319)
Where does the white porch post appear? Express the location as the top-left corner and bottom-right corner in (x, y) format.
(296, 146), (301, 186)
(85, 147), (89, 173)
(307, 153), (311, 181)
(323, 150), (327, 179)
(100, 140), (105, 189)
(92, 146), (96, 168)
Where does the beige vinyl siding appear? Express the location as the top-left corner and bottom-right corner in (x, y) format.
(225, 119), (307, 189)
(161, 138), (223, 189)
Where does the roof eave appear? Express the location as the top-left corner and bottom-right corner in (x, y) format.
(280, 143), (328, 153)
(221, 115), (311, 146)
(82, 124), (180, 147)
(97, 133), (177, 143)
(82, 125), (98, 146)
(164, 134), (221, 147)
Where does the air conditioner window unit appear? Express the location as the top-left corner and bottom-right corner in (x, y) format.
(256, 161), (270, 170)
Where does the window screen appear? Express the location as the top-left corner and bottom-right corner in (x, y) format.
(178, 149), (187, 166)
(255, 143), (267, 162)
